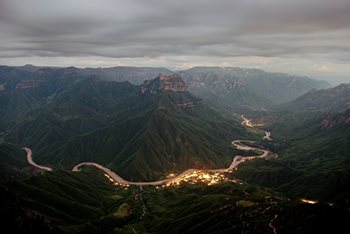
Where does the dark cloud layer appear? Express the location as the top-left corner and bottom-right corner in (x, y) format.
(0, 0), (349, 79)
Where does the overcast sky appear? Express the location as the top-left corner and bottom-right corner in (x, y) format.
(0, 0), (349, 82)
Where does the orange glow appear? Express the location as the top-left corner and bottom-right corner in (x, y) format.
(104, 173), (115, 183)
(105, 171), (238, 189)
(162, 170), (231, 187)
(104, 173), (129, 189)
(166, 173), (176, 178)
(300, 198), (318, 204)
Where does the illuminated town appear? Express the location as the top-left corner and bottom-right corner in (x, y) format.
(104, 173), (130, 189)
(241, 115), (264, 128)
(163, 171), (229, 187)
(103, 171), (241, 189)
(99, 139), (268, 189)
(300, 198), (318, 204)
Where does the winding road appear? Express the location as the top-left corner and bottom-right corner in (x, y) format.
(23, 140), (269, 186)
(241, 115), (272, 140)
(263, 131), (272, 141)
(241, 115), (253, 127)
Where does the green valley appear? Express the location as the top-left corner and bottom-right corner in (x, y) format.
(1, 65), (349, 233)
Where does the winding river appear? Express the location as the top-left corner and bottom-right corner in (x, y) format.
(23, 140), (269, 186)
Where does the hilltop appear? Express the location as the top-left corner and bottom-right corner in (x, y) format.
(1, 73), (248, 181)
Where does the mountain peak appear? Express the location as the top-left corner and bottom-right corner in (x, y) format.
(140, 74), (187, 94)
(333, 83), (350, 92)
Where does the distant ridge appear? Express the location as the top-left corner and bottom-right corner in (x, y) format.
(0, 64), (330, 117)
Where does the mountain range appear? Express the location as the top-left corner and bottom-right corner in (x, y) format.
(1, 71), (250, 181)
(0, 65), (330, 115)
(179, 67), (329, 113)
(1, 65), (349, 233)
(237, 84), (350, 203)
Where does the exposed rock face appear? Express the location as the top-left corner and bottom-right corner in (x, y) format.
(0, 84), (5, 92)
(159, 74), (187, 91)
(179, 67), (330, 106)
(139, 74), (203, 109)
(321, 109), (350, 129)
(15, 79), (46, 89)
(140, 74), (187, 94)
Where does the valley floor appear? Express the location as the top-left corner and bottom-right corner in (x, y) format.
(23, 140), (270, 186)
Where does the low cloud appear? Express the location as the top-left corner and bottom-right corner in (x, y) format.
(0, 0), (349, 79)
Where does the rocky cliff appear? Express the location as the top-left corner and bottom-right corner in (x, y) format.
(140, 74), (187, 94)
(321, 109), (350, 129)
